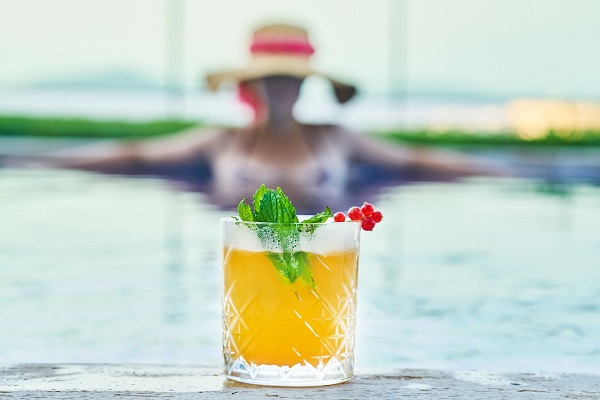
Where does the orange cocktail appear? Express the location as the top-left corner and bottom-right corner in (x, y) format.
(221, 218), (361, 386)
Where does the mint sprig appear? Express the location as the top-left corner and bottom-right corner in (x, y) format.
(299, 206), (332, 233)
(237, 185), (332, 288)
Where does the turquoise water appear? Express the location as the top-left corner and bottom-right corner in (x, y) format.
(1, 167), (599, 373)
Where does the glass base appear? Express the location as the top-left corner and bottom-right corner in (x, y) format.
(224, 356), (353, 387)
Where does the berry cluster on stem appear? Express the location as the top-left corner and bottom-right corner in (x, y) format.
(333, 202), (384, 231)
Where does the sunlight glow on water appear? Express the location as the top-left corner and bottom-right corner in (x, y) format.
(0, 168), (599, 373)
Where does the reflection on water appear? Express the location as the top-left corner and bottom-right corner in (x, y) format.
(0, 167), (599, 373)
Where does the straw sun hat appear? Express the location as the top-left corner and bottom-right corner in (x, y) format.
(205, 24), (357, 104)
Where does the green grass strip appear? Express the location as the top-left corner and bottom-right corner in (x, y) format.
(0, 116), (199, 139)
(1, 115), (600, 147)
(376, 129), (600, 147)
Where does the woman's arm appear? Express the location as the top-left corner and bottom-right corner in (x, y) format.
(341, 127), (506, 179)
(26, 127), (225, 172)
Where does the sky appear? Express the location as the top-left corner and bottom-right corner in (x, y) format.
(1, 0), (599, 100)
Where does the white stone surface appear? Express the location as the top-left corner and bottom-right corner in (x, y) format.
(1, 364), (599, 399)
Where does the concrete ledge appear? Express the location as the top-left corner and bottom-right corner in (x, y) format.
(1, 364), (599, 399)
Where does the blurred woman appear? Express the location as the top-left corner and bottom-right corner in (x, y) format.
(36, 24), (498, 209)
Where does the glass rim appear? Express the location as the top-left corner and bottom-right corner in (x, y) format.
(220, 216), (360, 226)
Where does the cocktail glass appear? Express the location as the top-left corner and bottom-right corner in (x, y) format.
(221, 217), (361, 386)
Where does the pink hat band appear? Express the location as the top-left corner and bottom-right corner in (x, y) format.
(250, 38), (315, 56)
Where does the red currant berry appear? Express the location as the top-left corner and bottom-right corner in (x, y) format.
(361, 202), (375, 217)
(361, 217), (376, 231)
(333, 212), (346, 222)
(347, 206), (364, 221)
(371, 211), (383, 223)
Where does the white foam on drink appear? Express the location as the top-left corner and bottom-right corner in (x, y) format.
(221, 217), (360, 254)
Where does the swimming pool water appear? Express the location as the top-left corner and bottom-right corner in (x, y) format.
(1, 167), (598, 373)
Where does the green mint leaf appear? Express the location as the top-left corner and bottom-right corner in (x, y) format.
(267, 251), (315, 289)
(300, 206), (332, 233)
(252, 184), (269, 218)
(296, 252), (316, 288)
(256, 188), (298, 224)
(237, 199), (254, 222)
(268, 252), (300, 284)
(302, 206), (332, 224)
(276, 187), (300, 223)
